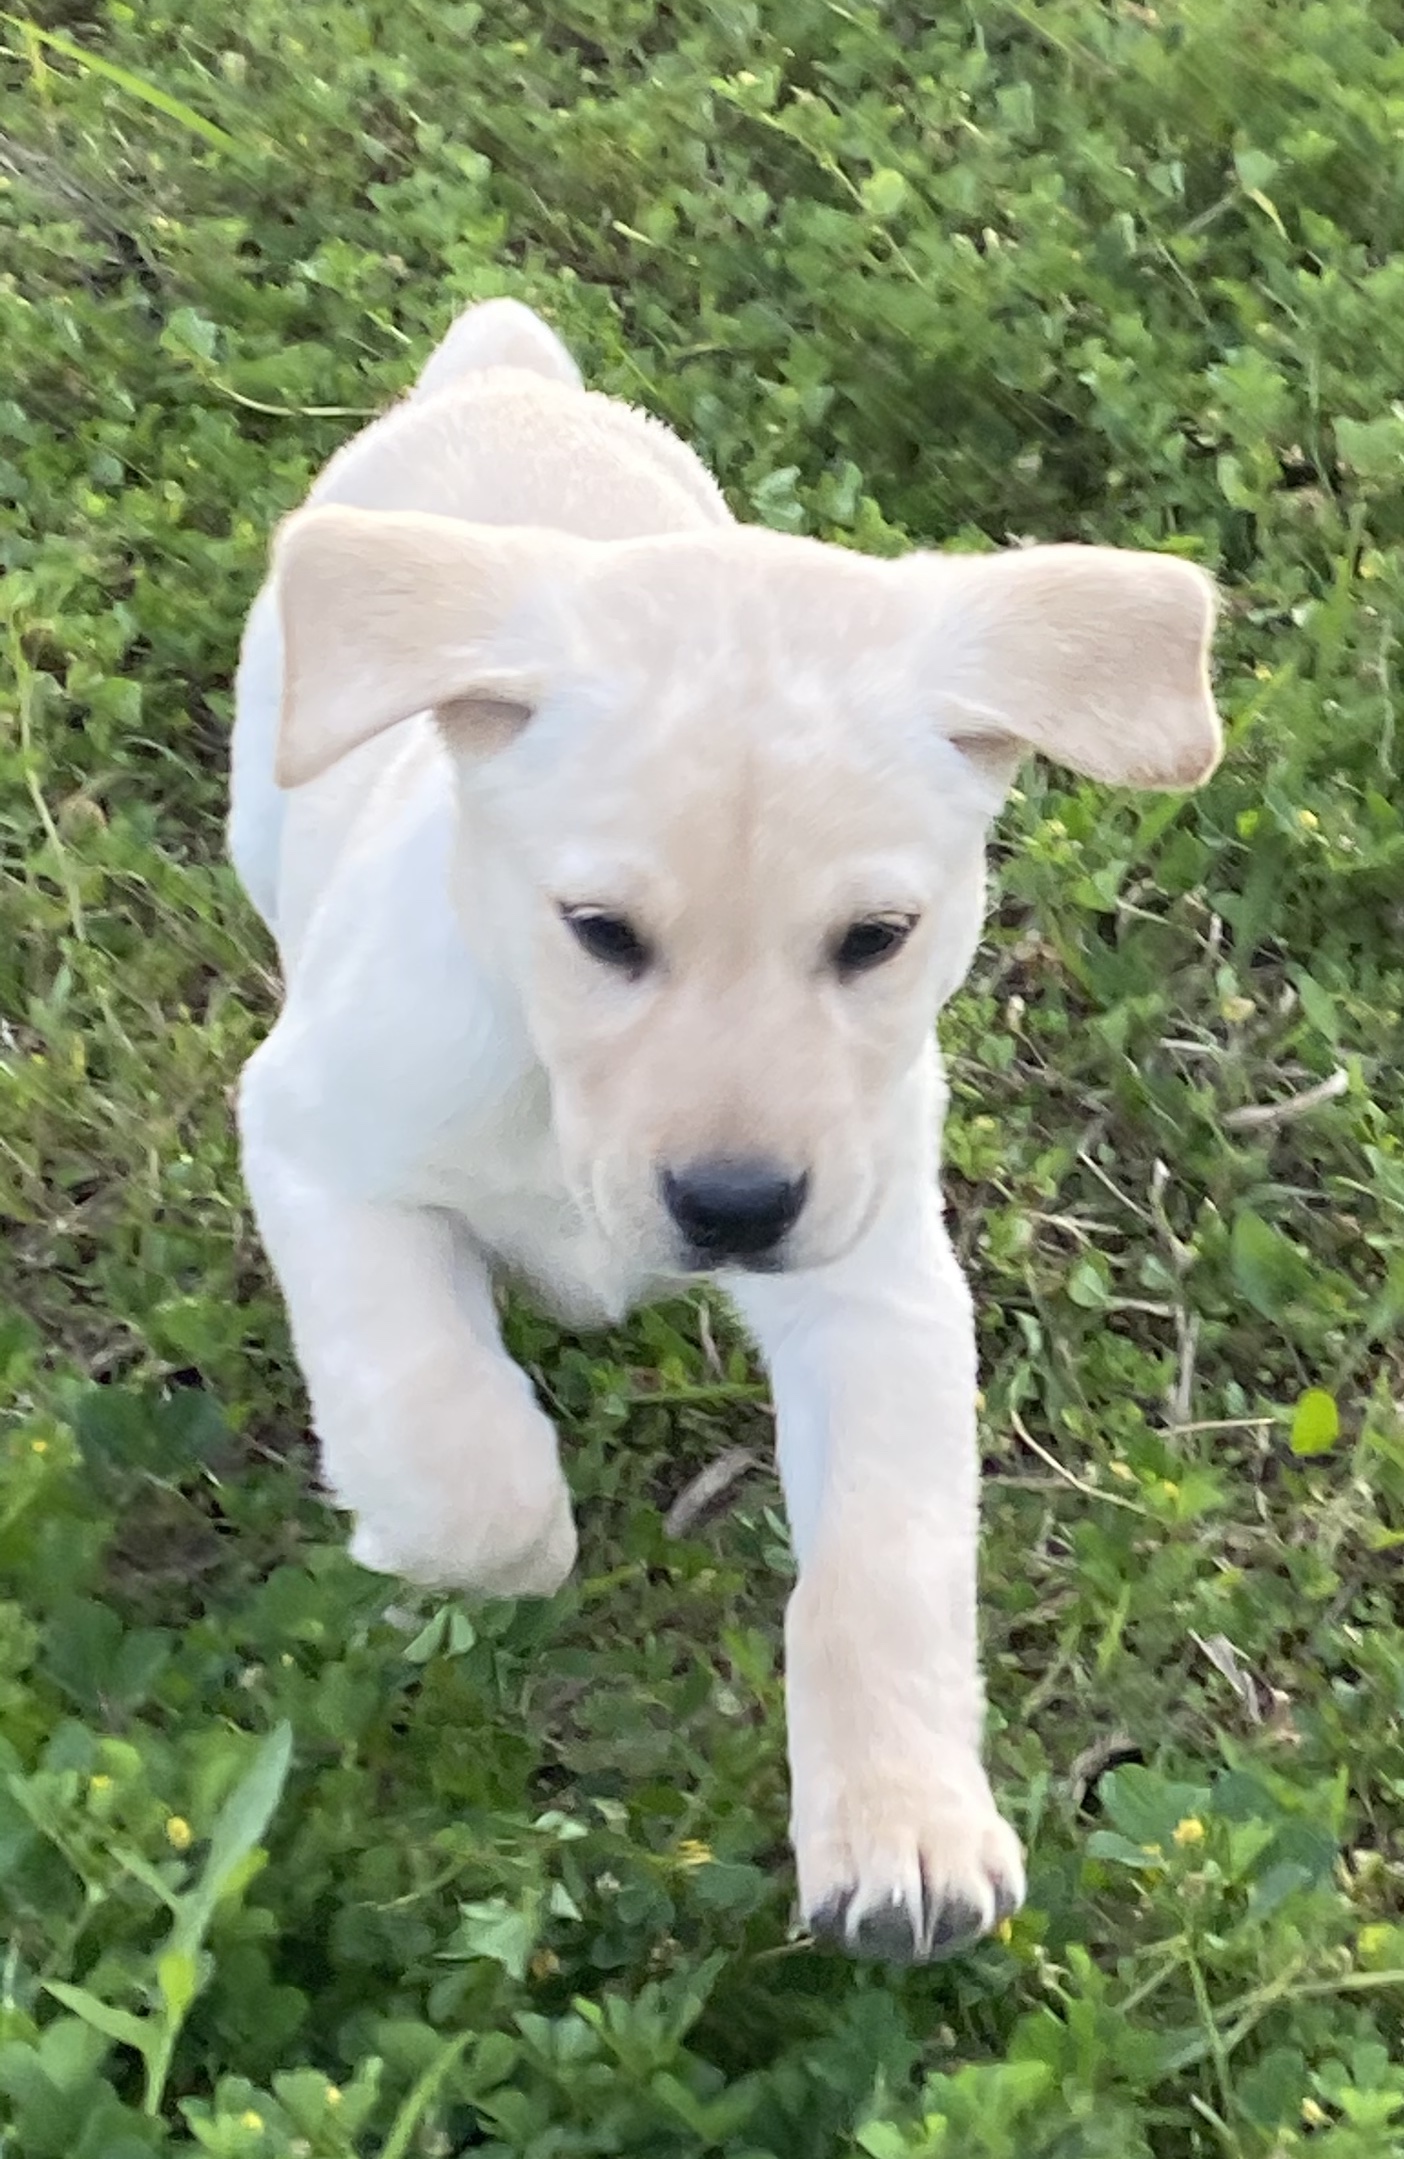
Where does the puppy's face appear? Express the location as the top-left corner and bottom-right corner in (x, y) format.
(276, 516), (1220, 1276)
(453, 559), (1002, 1274)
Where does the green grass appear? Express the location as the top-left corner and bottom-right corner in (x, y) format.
(3, 0), (1404, 2151)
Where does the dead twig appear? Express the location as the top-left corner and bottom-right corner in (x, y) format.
(1192, 1630), (1263, 1723)
(1169, 1311), (1201, 1428)
(1163, 1415), (1278, 1437)
(1077, 1148), (1154, 1225)
(1069, 1730), (1144, 1813)
(1222, 1068), (1349, 1133)
(1008, 1409), (1150, 1516)
(664, 1448), (758, 1537)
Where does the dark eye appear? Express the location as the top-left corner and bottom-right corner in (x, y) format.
(561, 906), (652, 975)
(832, 914), (918, 978)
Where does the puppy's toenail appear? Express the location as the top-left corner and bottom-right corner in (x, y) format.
(991, 1874), (1021, 1924)
(807, 1892), (853, 1946)
(926, 1895), (987, 1958)
(849, 1897), (920, 1964)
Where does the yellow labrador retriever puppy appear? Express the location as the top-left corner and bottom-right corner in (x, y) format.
(229, 298), (1220, 1963)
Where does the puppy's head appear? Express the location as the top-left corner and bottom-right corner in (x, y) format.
(274, 510), (1220, 1276)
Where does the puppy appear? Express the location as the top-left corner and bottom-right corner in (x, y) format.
(229, 298), (1221, 1962)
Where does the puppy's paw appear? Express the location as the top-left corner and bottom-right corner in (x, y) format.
(351, 1488), (577, 1598)
(347, 1452), (577, 1600)
(795, 1757), (1024, 1965)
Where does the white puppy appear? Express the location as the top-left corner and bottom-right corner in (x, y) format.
(229, 298), (1221, 1963)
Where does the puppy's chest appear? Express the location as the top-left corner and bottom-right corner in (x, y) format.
(406, 1093), (646, 1328)
(302, 1027), (637, 1323)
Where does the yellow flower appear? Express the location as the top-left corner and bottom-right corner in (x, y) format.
(1173, 1817), (1206, 1848)
(677, 1838), (713, 1869)
(166, 1816), (193, 1852)
(996, 1917), (1014, 1944)
(30, 1439), (48, 1456)
(325, 2085), (342, 2107)
(239, 2111), (264, 2132)
(1297, 807), (1319, 830)
(89, 1774), (113, 1793)
(1301, 2098), (1329, 2128)
(1220, 994), (1255, 1025)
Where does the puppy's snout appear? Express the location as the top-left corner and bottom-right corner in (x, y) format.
(662, 1157), (809, 1265)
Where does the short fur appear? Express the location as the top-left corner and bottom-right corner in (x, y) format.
(229, 294), (1221, 1962)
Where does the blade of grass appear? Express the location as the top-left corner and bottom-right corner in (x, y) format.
(378, 2031), (473, 2159)
(3, 16), (243, 151)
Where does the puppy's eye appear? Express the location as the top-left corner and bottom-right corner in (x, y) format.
(561, 906), (652, 975)
(832, 913), (918, 977)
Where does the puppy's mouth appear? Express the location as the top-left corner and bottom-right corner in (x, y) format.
(676, 1242), (791, 1277)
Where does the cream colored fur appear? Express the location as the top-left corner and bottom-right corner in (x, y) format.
(228, 294), (1221, 1963)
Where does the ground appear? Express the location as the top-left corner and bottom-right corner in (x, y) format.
(2, 1), (1404, 2154)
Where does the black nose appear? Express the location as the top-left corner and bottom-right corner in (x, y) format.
(661, 1157), (809, 1261)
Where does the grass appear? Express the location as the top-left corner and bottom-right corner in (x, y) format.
(2, 0), (1404, 2151)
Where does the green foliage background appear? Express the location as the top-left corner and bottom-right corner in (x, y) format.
(2, 0), (1404, 2151)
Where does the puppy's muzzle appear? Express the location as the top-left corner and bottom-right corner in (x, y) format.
(661, 1157), (809, 1270)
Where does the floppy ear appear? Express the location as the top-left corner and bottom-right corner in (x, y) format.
(272, 506), (579, 787)
(917, 544), (1222, 791)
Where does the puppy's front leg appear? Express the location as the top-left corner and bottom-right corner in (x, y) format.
(731, 1193), (1023, 1962)
(239, 1065), (576, 1598)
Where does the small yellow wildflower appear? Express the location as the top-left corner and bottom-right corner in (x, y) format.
(1220, 994), (1255, 1025)
(31, 1439), (48, 1456)
(325, 2085), (342, 2107)
(239, 2112), (264, 2132)
(1297, 808), (1319, 830)
(1301, 2098), (1329, 2128)
(1173, 1817), (1206, 1848)
(1159, 1479), (1180, 1502)
(1253, 661), (1273, 680)
(677, 1838), (713, 1869)
(89, 1774), (113, 1793)
(166, 1816), (193, 1852)
(996, 1917), (1014, 1944)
